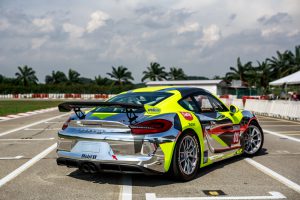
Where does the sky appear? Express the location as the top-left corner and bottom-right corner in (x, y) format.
(0, 0), (300, 83)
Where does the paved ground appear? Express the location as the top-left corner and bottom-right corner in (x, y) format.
(0, 111), (299, 200)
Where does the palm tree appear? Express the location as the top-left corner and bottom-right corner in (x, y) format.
(267, 50), (294, 78)
(68, 69), (80, 83)
(256, 61), (272, 94)
(225, 57), (252, 86)
(95, 75), (113, 86)
(15, 65), (38, 86)
(290, 45), (300, 73)
(141, 62), (168, 82)
(168, 67), (186, 80)
(107, 66), (134, 85)
(45, 70), (67, 84)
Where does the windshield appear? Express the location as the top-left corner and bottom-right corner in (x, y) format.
(92, 92), (172, 113)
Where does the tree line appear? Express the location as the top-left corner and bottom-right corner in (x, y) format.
(225, 45), (300, 94)
(0, 63), (189, 86)
(0, 45), (299, 94)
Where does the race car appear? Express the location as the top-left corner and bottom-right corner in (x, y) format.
(56, 86), (264, 181)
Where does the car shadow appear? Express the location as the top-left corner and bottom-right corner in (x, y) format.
(68, 148), (269, 187)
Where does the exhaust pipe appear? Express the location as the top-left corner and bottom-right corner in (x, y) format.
(80, 162), (98, 173)
(81, 163), (91, 173)
(88, 163), (98, 174)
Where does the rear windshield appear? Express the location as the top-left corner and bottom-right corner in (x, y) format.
(92, 92), (172, 113)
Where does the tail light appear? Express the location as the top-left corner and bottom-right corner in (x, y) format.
(62, 117), (71, 130)
(130, 119), (172, 135)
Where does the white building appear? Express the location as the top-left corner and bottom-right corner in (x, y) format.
(146, 80), (227, 95)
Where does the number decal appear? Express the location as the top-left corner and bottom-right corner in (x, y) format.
(233, 132), (240, 143)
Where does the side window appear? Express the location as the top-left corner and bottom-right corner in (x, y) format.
(178, 96), (199, 112)
(208, 95), (229, 112)
(193, 94), (214, 113)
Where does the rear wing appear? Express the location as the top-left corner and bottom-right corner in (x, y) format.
(58, 101), (144, 112)
(58, 101), (144, 123)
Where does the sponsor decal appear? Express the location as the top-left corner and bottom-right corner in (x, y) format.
(188, 122), (195, 126)
(81, 154), (97, 159)
(78, 128), (104, 134)
(145, 105), (161, 114)
(180, 112), (193, 121)
(112, 155), (118, 160)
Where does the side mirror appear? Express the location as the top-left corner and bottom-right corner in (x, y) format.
(229, 104), (239, 114)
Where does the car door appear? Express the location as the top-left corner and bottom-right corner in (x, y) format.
(191, 92), (242, 156)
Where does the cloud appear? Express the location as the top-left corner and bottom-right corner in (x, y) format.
(32, 17), (54, 32)
(0, 18), (10, 31)
(135, 7), (193, 29)
(258, 12), (292, 25)
(63, 23), (85, 38)
(147, 53), (157, 62)
(31, 36), (48, 49)
(196, 24), (221, 47)
(1, 0), (300, 81)
(229, 14), (236, 21)
(177, 22), (199, 34)
(86, 11), (109, 33)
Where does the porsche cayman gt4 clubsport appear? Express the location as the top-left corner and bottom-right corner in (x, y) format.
(57, 86), (264, 181)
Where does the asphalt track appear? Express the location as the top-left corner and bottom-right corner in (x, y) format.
(0, 110), (299, 200)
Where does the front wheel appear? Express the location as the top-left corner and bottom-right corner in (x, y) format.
(170, 132), (200, 181)
(243, 124), (264, 156)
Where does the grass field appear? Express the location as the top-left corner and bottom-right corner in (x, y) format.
(0, 100), (64, 116)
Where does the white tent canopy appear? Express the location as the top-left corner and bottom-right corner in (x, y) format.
(269, 70), (300, 86)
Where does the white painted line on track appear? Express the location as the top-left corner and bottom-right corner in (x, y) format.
(0, 113), (69, 137)
(274, 130), (300, 133)
(44, 121), (60, 124)
(0, 143), (57, 188)
(263, 129), (300, 143)
(257, 116), (300, 125)
(0, 138), (55, 141)
(0, 107), (58, 122)
(119, 175), (132, 200)
(145, 191), (286, 200)
(0, 156), (24, 160)
(285, 133), (300, 136)
(24, 128), (61, 131)
(245, 158), (300, 193)
(262, 125), (300, 127)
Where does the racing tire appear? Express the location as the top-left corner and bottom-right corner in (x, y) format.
(243, 123), (264, 156)
(170, 131), (200, 181)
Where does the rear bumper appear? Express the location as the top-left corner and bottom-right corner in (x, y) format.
(56, 129), (177, 173)
(57, 157), (160, 175)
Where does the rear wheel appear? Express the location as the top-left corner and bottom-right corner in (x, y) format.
(243, 124), (264, 156)
(170, 132), (200, 181)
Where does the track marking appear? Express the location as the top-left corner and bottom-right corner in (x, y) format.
(262, 125), (300, 127)
(263, 129), (300, 143)
(24, 128), (61, 131)
(0, 138), (55, 141)
(273, 130), (300, 133)
(0, 113), (69, 137)
(0, 107), (57, 122)
(0, 156), (23, 160)
(245, 158), (300, 193)
(119, 175), (132, 200)
(145, 191), (286, 200)
(257, 116), (300, 125)
(259, 121), (283, 123)
(0, 143), (57, 188)
(44, 121), (60, 124)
